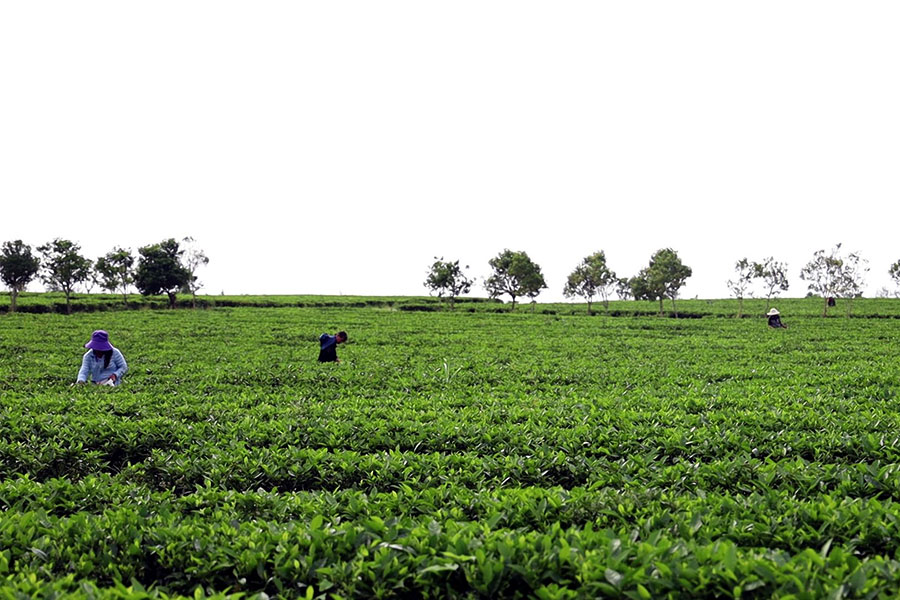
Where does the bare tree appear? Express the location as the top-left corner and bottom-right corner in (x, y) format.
(800, 243), (868, 317)
(181, 237), (210, 308)
(752, 257), (789, 310)
(726, 258), (754, 317)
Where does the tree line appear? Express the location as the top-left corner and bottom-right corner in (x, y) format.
(426, 248), (693, 316)
(3, 238), (898, 317)
(426, 244), (900, 317)
(0, 238), (208, 313)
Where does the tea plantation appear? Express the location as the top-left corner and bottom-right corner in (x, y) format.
(2, 299), (900, 598)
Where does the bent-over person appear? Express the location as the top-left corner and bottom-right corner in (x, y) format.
(318, 331), (347, 363)
(766, 308), (787, 329)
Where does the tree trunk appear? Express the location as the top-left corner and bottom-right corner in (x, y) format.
(822, 297), (828, 317)
(191, 291), (197, 309)
(65, 292), (72, 315)
(737, 296), (744, 318)
(510, 296), (517, 312)
(122, 291), (128, 307)
(167, 292), (177, 309)
(587, 300), (592, 316)
(658, 297), (664, 317)
(10, 289), (17, 313)
(671, 296), (678, 318)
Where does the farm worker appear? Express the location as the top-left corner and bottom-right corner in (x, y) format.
(318, 331), (347, 363)
(76, 330), (128, 386)
(766, 308), (787, 329)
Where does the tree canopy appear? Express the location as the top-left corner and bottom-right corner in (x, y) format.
(485, 249), (546, 311)
(424, 257), (473, 309)
(95, 247), (135, 306)
(890, 260), (900, 295)
(134, 238), (192, 309)
(0, 240), (41, 313)
(563, 251), (617, 315)
(630, 248), (692, 316)
(37, 238), (92, 314)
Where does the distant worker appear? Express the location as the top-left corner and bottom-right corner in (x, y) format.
(76, 330), (128, 385)
(766, 308), (788, 329)
(318, 331), (348, 363)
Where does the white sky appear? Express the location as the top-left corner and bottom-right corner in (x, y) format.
(2, 2), (899, 301)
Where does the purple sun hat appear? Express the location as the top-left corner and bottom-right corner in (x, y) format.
(85, 330), (113, 351)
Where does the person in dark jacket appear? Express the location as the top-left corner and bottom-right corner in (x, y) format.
(318, 331), (347, 362)
(766, 308), (787, 329)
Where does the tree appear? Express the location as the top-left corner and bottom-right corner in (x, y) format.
(615, 277), (633, 300)
(752, 257), (789, 310)
(727, 258), (754, 318)
(563, 251), (617, 315)
(630, 248), (692, 316)
(651, 247), (692, 316)
(180, 237), (210, 308)
(81, 271), (100, 294)
(95, 247), (135, 306)
(800, 243), (868, 317)
(484, 249), (547, 312)
(424, 257), (473, 309)
(0, 240), (41, 313)
(837, 249), (869, 317)
(628, 271), (654, 306)
(37, 238), (92, 314)
(890, 260), (900, 296)
(134, 238), (191, 309)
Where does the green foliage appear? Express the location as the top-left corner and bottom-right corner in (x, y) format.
(135, 239), (192, 309)
(96, 248), (135, 306)
(629, 248), (692, 316)
(563, 251), (617, 315)
(485, 249), (547, 311)
(424, 258), (473, 309)
(615, 277), (633, 300)
(3, 306), (900, 597)
(36, 238), (92, 314)
(0, 240), (41, 313)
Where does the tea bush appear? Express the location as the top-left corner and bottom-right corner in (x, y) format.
(1, 302), (899, 597)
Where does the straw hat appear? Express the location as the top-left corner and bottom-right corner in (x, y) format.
(766, 308), (780, 316)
